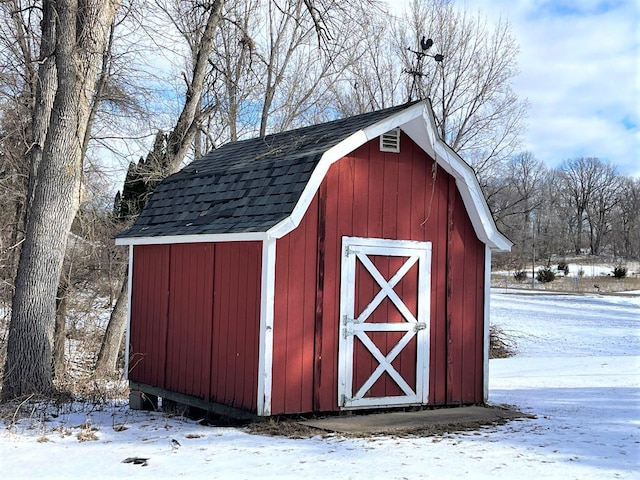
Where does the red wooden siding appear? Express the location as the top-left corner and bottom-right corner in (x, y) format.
(129, 244), (170, 388)
(209, 241), (262, 411)
(272, 196), (319, 415)
(165, 243), (214, 400)
(272, 132), (486, 412)
(129, 241), (262, 412)
(446, 180), (486, 404)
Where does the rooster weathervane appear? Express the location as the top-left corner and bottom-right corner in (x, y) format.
(406, 36), (444, 101)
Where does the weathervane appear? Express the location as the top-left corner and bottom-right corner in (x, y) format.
(406, 36), (444, 101)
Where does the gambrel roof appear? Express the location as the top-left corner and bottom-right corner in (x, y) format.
(116, 100), (511, 251)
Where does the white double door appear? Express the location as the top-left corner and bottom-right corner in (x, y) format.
(338, 236), (432, 409)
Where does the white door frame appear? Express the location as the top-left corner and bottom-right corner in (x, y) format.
(338, 236), (432, 409)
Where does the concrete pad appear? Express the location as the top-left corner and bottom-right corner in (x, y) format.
(299, 406), (531, 435)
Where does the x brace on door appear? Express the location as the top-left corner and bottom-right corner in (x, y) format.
(338, 237), (432, 409)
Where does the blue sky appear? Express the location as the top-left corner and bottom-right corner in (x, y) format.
(392, 0), (639, 177)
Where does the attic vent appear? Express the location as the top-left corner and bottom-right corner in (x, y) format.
(380, 128), (400, 153)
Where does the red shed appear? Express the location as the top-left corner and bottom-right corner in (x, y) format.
(116, 100), (511, 417)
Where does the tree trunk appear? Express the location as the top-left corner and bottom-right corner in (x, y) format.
(2, 0), (120, 400)
(165, 0), (224, 174)
(25, 0), (57, 220)
(53, 279), (69, 382)
(94, 1), (225, 377)
(94, 274), (128, 377)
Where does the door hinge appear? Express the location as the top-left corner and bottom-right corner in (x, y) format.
(344, 245), (359, 257)
(343, 314), (359, 325)
(342, 315), (356, 338)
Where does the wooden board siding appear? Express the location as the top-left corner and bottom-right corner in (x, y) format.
(272, 196), (319, 415)
(209, 241), (262, 411)
(446, 180), (486, 404)
(165, 243), (214, 400)
(129, 242), (262, 412)
(273, 132), (486, 412)
(129, 244), (170, 388)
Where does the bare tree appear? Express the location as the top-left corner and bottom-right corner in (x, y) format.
(611, 177), (640, 260)
(0, 1), (49, 298)
(394, 0), (527, 185)
(557, 157), (623, 256)
(2, 0), (121, 400)
(94, 0), (381, 377)
(330, 12), (404, 116)
(486, 152), (546, 269)
(205, 0), (377, 142)
(95, 0), (225, 376)
(207, 0), (260, 142)
(584, 161), (623, 256)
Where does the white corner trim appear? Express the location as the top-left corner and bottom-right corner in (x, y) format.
(124, 245), (134, 381)
(483, 245), (492, 402)
(257, 237), (276, 416)
(115, 231), (268, 246)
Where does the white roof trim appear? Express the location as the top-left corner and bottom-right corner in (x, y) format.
(269, 100), (511, 251)
(115, 231), (268, 246)
(420, 105), (511, 251)
(268, 102), (427, 239)
(117, 101), (510, 251)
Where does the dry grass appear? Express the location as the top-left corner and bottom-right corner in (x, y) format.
(76, 421), (99, 442)
(489, 325), (516, 359)
(247, 418), (328, 439)
(492, 272), (640, 294)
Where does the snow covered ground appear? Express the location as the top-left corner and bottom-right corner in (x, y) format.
(1, 292), (638, 479)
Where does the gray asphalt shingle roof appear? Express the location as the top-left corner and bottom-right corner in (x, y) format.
(117, 102), (419, 239)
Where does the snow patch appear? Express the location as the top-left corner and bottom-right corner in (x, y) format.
(1, 293), (638, 479)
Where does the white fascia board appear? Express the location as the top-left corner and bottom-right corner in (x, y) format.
(115, 231), (268, 246)
(360, 102), (426, 142)
(267, 129), (368, 238)
(257, 237), (276, 416)
(401, 115), (437, 160)
(423, 107), (512, 252)
(268, 103), (427, 239)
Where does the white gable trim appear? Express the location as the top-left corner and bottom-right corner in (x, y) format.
(419, 105), (511, 251)
(268, 101), (511, 251)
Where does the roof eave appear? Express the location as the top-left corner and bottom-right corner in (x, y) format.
(270, 100), (511, 252)
(268, 102), (427, 239)
(114, 231), (269, 246)
(404, 102), (512, 252)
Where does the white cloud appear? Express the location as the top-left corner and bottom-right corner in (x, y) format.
(391, 0), (640, 177)
(486, 0), (639, 175)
